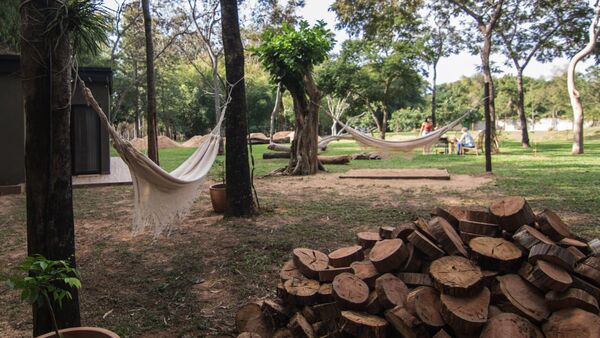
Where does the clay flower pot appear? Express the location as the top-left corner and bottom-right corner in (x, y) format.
(37, 327), (119, 338)
(209, 183), (227, 213)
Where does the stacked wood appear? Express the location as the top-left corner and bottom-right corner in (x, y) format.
(263, 152), (351, 164)
(237, 197), (600, 338)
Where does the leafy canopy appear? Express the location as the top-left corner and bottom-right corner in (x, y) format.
(252, 20), (335, 88)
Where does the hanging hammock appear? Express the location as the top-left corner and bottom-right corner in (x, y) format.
(328, 112), (469, 152)
(78, 78), (223, 236)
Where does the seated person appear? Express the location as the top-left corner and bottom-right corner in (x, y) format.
(457, 127), (475, 154)
(420, 117), (434, 136)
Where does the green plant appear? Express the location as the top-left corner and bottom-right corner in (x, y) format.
(214, 158), (225, 184)
(5, 255), (82, 338)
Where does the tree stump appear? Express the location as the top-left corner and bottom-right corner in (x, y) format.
(356, 232), (381, 249)
(236, 303), (273, 338)
(317, 283), (334, 303)
(405, 286), (444, 329)
(369, 239), (409, 273)
(428, 217), (468, 256)
(280, 260), (304, 281)
(287, 312), (315, 338)
(340, 311), (388, 338)
(318, 266), (353, 283)
(328, 245), (364, 268)
(374, 273), (409, 309)
(545, 288), (600, 314)
(575, 256), (600, 286)
(459, 219), (500, 237)
(332, 273), (370, 310)
(528, 243), (576, 272)
(432, 206), (459, 229)
(440, 287), (490, 335)
(430, 256), (483, 296)
(396, 273), (433, 287)
(518, 261), (572, 292)
(495, 274), (550, 323)
(480, 313), (541, 338)
(489, 196), (535, 232)
(542, 308), (600, 338)
(400, 243), (423, 272)
(350, 260), (380, 288)
(385, 306), (428, 338)
(537, 209), (573, 241)
(293, 248), (329, 279)
(365, 291), (383, 315)
(283, 278), (320, 306)
(469, 237), (522, 272)
(407, 231), (445, 260)
(512, 225), (554, 251)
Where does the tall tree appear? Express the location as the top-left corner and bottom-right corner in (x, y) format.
(220, 0), (256, 216)
(20, 0), (108, 335)
(568, 0), (600, 154)
(253, 21), (334, 175)
(142, 0), (159, 164)
(0, 0), (19, 54)
(497, 0), (591, 148)
(448, 0), (505, 172)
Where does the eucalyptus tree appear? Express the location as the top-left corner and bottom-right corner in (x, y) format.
(496, 0), (592, 148)
(447, 0), (505, 172)
(253, 21), (335, 175)
(20, 0), (109, 334)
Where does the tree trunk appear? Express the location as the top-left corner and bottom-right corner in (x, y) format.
(134, 61), (141, 138)
(21, 1), (80, 335)
(270, 83), (283, 142)
(431, 59), (438, 128)
(142, 0), (159, 164)
(286, 73), (321, 175)
(220, 0), (256, 216)
(481, 35), (493, 172)
(516, 69), (530, 147)
(381, 107), (388, 140)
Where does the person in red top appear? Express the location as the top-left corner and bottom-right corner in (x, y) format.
(420, 117), (434, 136)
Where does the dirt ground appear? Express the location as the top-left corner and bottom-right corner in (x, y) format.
(0, 171), (587, 337)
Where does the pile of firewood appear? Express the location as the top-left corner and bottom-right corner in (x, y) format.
(235, 196), (600, 338)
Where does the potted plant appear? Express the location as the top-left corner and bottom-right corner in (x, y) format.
(209, 158), (227, 213)
(5, 255), (119, 338)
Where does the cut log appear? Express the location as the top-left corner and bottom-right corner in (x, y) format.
(379, 226), (397, 239)
(469, 237), (522, 272)
(431, 329), (452, 338)
(459, 219), (500, 237)
(399, 243), (422, 272)
(301, 306), (318, 324)
(365, 291), (383, 315)
(396, 272), (433, 287)
(489, 196), (535, 232)
(263, 152), (290, 159)
(495, 274), (550, 323)
(440, 287), (490, 335)
(460, 231), (483, 244)
(328, 246), (364, 268)
(317, 283), (334, 303)
(414, 217), (437, 242)
(280, 259), (304, 282)
(385, 306), (428, 338)
(430, 255), (483, 296)
(405, 286), (444, 329)
(356, 232), (381, 249)
(572, 275), (600, 301)
(537, 209), (573, 241)
(589, 238), (600, 256)
(283, 278), (320, 306)
(318, 155), (351, 165)
(465, 207), (498, 224)
(340, 311), (388, 338)
(432, 206), (459, 229)
(395, 222), (417, 241)
(332, 273), (370, 310)
(350, 260), (379, 288)
(575, 256), (600, 286)
(481, 270), (499, 288)
(236, 302), (273, 338)
(293, 248), (329, 279)
(313, 302), (340, 322)
(261, 299), (291, 327)
(545, 288), (600, 314)
(518, 261), (572, 292)
(428, 217), (468, 257)
(237, 333), (261, 338)
(318, 266), (353, 283)
(480, 313), (541, 338)
(567, 246), (587, 262)
(542, 308), (600, 338)
(528, 243), (577, 272)
(369, 239), (409, 273)
(558, 237), (589, 249)
(287, 312), (315, 338)
(407, 231), (445, 260)
(374, 273), (409, 309)
(311, 321), (336, 336)
(272, 328), (292, 338)
(512, 225), (554, 251)
(488, 305), (503, 318)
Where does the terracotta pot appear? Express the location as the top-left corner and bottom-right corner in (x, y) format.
(37, 327), (119, 338)
(209, 183), (227, 213)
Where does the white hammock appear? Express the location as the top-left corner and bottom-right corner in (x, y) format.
(79, 80), (223, 236)
(329, 113), (469, 152)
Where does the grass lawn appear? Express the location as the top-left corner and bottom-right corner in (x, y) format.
(1, 129), (599, 337)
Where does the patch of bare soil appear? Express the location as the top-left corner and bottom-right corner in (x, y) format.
(181, 135), (208, 148)
(129, 136), (182, 151)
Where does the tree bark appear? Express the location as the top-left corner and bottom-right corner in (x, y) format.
(269, 83), (283, 142)
(431, 59), (438, 128)
(20, 1), (80, 335)
(142, 0), (159, 164)
(568, 3), (600, 154)
(220, 0), (256, 216)
(482, 63), (493, 172)
(516, 68), (530, 147)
